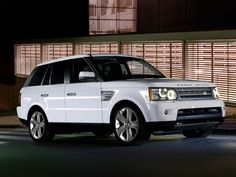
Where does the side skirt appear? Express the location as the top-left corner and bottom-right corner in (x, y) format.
(49, 123), (112, 134)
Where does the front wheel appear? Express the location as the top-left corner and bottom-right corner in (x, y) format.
(28, 110), (55, 143)
(182, 128), (214, 138)
(112, 104), (151, 145)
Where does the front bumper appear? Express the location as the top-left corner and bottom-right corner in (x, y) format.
(147, 116), (224, 134)
(146, 99), (225, 122)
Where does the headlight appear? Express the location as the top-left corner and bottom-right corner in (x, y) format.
(212, 87), (220, 99)
(149, 88), (177, 101)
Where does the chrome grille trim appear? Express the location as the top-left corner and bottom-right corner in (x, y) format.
(176, 87), (213, 100)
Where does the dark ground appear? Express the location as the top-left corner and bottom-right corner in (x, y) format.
(0, 129), (236, 177)
(0, 107), (236, 177)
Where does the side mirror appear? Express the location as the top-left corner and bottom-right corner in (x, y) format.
(79, 71), (96, 81)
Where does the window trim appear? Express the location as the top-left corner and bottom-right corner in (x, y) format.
(50, 61), (66, 85)
(64, 58), (102, 84)
(41, 64), (53, 86)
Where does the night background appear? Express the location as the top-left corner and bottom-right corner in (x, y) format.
(0, 0), (89, 84)
(0, 1), (236, 177)
(1, 0), (236, 84)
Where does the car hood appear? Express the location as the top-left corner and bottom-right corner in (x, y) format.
(146, 78), (215, 87)
(102, 78), (215, 88)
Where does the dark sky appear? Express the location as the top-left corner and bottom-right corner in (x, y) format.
(0, 0), (89, 84)
(1, 0), (236, 84)
(0, 0), (89, 41)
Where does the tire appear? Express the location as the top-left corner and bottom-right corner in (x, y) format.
(28, 110), (55, 143)
(182, 128), (214, 138)
(112, 104), (151, 145)
(92, 130), (113, 138)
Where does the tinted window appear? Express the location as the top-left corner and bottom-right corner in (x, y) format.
(42, 64), (52, 85)
(90, 57), (165, 81)
(69, 59), (94, 83)
(28, 65), (48, 86)
(51, 62), (65, 85)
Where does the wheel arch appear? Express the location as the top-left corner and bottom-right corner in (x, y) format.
(27, 105), (46, 123)
(109, 100), (147, 124)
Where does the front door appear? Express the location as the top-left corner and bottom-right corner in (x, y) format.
(65, 58), (103, 123)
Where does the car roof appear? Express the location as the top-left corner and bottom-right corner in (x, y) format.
(36, 54), (137, 67)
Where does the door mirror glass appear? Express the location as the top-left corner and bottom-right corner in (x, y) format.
(79, 71), (96, 82)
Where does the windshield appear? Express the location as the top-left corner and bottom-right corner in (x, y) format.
(89, 56), (165, 81)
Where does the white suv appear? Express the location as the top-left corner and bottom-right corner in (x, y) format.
(17, 54), (225, 145)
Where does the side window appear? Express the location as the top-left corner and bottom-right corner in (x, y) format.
(51, 62), (66, 85)
(42, 64), (52, 85)
(101, 62), (123, 80)
(28, 65), (48, 86)
(69, 59), (94, 83)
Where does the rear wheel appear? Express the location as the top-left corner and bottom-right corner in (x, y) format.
(112, 104), (151, 145)
(182, 128), (214, 138)
(28, 110), (55, 143)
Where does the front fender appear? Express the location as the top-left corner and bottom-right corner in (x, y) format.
(101, 88), (151, 123)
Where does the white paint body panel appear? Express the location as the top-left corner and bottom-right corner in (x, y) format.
(18, 84), (66, 122)
(65, 82), (102, 123)
(100, 79), (225, 123)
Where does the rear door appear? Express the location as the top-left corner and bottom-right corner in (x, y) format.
(65, 58), (103, 123)
(42, 61), (66, 123)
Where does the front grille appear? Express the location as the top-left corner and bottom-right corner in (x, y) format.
(176, 87), (213, 100)
(177, 107), (222, 122)
(177, 107), (221, 117)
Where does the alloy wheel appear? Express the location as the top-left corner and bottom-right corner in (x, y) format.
(30, 111), (46, 139)
(115, 107), (139, 142)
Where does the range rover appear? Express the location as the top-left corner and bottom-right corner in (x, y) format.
(17, 54), (225, 145)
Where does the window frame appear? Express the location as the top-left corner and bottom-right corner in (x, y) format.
(87, 56), (165, 81)
(50, 61), (67, 85)
(65, 58), (102, 84)
(42, 64), (52, 86)
(24, 65), (48, 87)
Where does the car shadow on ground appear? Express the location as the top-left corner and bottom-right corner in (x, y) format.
(35, 133), (185, 149)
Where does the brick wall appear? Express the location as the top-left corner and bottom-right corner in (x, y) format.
(0, 77), (26, 111)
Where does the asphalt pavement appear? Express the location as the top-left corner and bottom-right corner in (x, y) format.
(0, 128), (236, 177)
(1, 108), (236, 177)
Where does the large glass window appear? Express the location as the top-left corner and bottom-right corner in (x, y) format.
(15, 43), (73, 76)
(186, 42), (213, 82)
(186, 41), (236, 104)
(42, 43), (73, 61)
(15, 44), (41, 75)
(75, 43), (119, 54)
(121, 42), (183, 78)
(89, 0), (137, 35)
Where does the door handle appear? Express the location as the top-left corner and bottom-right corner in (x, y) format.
(41, 94), (49, 97)
(67, 93), (76, 96)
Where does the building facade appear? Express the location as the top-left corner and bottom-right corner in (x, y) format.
(1, 0), (236, 110)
